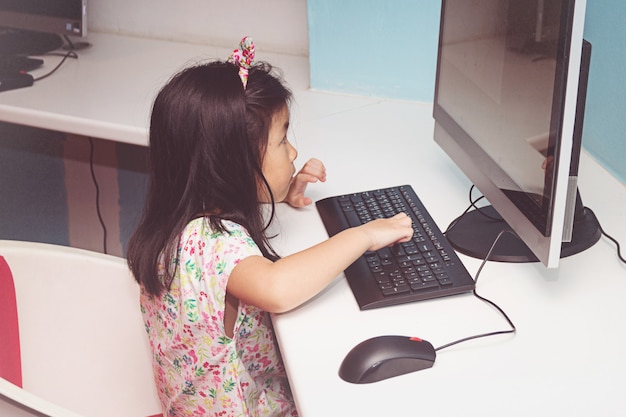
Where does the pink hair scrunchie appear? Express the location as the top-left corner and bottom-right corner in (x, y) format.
(227, 36), (255, 89)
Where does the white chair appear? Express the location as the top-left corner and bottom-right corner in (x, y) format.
(0, 240), (162, 417)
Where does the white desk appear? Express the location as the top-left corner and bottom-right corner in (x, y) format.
(3, 31), (626, 417)
(0, 32), (310, 146)
(268, 98), (626, 416)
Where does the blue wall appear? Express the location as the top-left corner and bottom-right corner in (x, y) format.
(307, 1), (440, 101)
(581, 0), (626, 184)
(307, 0), (626, 184)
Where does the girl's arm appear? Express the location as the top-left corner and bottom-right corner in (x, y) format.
(227, 213), (413, 313)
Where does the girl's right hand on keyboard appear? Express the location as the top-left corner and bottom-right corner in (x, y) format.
(360, 213), (414, 252)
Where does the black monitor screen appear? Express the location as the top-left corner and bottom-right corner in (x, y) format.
(435, 0), (569, 236)
(0, 0), (82, 20)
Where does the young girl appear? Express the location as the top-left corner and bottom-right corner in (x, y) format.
(127, 37), (413, 417)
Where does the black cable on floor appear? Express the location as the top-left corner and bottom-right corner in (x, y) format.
(88, 137), (108, 254)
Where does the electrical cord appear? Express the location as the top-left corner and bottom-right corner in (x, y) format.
(434, 188), (626, 352)
(584, 207), (626, 264)
(28, 44), (108, 252)
(444, 185), (499, 235)
(434, 229), (517, 352)
(31, 45), (110, 254)
(32, 49), (78, 82)
(88, 137), (108, 254)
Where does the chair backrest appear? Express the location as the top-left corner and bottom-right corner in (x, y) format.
(0, 240), (162, 417)
(0, 256), (22, 387)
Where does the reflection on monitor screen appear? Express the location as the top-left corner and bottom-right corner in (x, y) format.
(433, 0), (600, 267)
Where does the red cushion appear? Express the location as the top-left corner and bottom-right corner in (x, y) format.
(0, 256), (22, 387)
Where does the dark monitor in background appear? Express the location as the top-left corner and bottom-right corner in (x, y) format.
(0, 0), (88, 56)
(433, 0), (600, 268)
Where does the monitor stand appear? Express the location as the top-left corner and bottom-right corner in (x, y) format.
(445, 191), (602, 263)
(0, 28), (64, 56)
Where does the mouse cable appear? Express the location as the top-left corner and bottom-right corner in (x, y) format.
(88, 137), (109, 254)
(438, 192), (626, 353)
(32, 49), (78, 83)
(584, 207), (626, 264)
(437, 188), (626, 351)
(438, 188), (524, 352)
(435, 228), (517, 352)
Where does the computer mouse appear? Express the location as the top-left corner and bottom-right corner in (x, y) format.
(338, 335), (436, 384)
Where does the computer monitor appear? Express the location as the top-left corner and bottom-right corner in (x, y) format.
(0, 0), (87, 56)
(433, 0), (600, 268)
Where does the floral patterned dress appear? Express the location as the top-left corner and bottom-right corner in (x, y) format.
(140, 218), (299, 417)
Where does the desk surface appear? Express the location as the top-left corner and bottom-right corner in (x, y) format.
(0, 32), (310, 146)
(3, 32), (626, 417)
(268, 99), (626, 416)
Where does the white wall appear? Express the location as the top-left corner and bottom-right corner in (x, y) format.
(87, 0), (309, 56)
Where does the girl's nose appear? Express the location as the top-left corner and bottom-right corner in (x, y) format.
(289, 141), (298, 161)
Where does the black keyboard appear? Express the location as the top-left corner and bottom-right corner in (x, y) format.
(0, 55), (43, 75)
(316, 185), (475, 310)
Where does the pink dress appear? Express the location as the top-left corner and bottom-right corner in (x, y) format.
(140, 218), (298, 417)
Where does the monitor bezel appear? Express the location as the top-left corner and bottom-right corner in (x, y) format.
(433, 0), (588, 268)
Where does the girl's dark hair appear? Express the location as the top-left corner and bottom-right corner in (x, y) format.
(126, 61), (292, 296)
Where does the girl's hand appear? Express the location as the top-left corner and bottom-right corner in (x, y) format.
(284, 158), (327, 208)
(360, 213), (414, 252)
